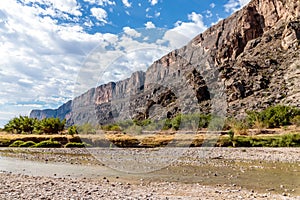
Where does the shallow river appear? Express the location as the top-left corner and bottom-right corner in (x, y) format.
(0, 154), (299, 196)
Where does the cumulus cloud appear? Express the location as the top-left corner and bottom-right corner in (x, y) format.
(210, 3), (216, 8)
(83, 0), (116, 6)
(121, 0), (131, 7)
(145, 21), (156, 29)
(0, 0), (214, 127)
(0, 0), (118, 124)
(224, 0), (251, 13)
(123, 27), (141, 38)
(161, 12), (207, 48)
(0, 2), (174, 126)
(23, 0), (82, 19)
(91, 7), (108, 23)
(149, 0), (158, 6)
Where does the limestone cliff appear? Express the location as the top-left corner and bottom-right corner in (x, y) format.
(30, 0), (300, 125)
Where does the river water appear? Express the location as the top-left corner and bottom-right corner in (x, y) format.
(0, 156), (121, 178)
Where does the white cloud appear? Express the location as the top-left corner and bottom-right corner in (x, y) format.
(161, 12), (207, 48)
(149, 0), (158, 6)
(83, 0), (116, 6)
(0, 0), (119, 125)
(0, 0), (211, 127)
(91, 7), (108, 23)
(25, 0), (82, 17)
(205, 10), (213, 18)
(123, 27), (141, 38)
(224, 0), (251, 13)
(48, 0), (82, 16)
(122, 0), (131, 7)
(210, 3), (216, 8)
(145, 21), (156, 29)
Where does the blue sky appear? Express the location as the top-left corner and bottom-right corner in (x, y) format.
(0, 0), (250, 127)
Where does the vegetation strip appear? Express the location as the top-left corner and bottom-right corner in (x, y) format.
(1, 105), (299, 148)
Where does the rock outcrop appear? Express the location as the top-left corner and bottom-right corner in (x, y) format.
(30, 0), (300, 125)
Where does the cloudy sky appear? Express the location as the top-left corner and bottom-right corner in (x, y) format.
(0, 0), (250, 127)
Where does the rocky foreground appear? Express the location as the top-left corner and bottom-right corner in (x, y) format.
(0, 147), (299, 200)
(0, 172), (295, 200)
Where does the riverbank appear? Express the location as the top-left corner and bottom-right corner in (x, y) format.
(0, 147), (299, 199)
(1, 128), (300, 148)
(0, 171), (295, 200)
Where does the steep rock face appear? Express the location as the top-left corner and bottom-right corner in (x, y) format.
(30, 0), (300, 124)
(30, 100), (72, 121)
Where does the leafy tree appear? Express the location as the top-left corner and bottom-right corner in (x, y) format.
(40, 118), (66, 134)
(20, 116), (38, 134)
(4, 117), (22, 133)
(4, 116), (38, 134)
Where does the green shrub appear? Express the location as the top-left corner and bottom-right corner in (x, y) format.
(0, 139), (11, 147)
(9, 140), (25, 147)
(198, 114), (211, 129)
(65, 142), (85, 148)
(77, 123), (96, 134)
(19, 141), (36, 147)
(226, 118), (249, 135)
(162, 119), (172, 130)
(101, 124), (122, 131)
(133, 119), (152, 127)
(117, 120), (134, 129)
(247, 105), (300, 128)
(291, 115), (300, 127)
(228, 130), (234, 141)
(34, 140), (61, 148)
(234, 136), (252, 147)
(68, 125), (78, 136)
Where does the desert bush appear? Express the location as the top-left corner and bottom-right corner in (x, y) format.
(247, 105), (300, 128)
(65, 142), (85, 148)
(291, 115), (300, 127)
(0, 139), (11, 147)
(9, 140), (25, 147)
(228, 130), (234, 141)
(226, 118), (249, 135)
(68, 125), (78, 136)
(19, 141), (36, 147)
(34, 139), (61, 148)
(101, 124), (122, 131)
(133, 119), (152, 127)
(162, 119), (172, 130)
(233, 136), (252, 147)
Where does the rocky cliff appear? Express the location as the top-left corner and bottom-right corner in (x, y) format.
(30, 0), (300, 125)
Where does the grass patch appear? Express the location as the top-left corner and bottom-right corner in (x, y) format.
(65, 142), (88, 148)
(231, 133), (300, 147)
(19, 141), (36, 147)
(9, 140), (25, 147)
(33, 139), (61, 148)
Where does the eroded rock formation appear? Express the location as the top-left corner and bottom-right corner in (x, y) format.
(30, 0), (300, 125)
